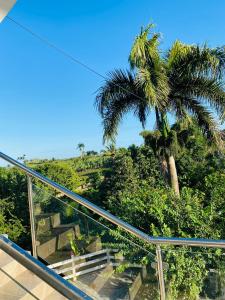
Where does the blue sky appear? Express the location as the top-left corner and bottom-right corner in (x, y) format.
(0, 0), (224, 160)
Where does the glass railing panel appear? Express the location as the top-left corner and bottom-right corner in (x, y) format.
(32, 184), (160, 299)
(0, 163), (30, 249)
(162, 247), (225, 300)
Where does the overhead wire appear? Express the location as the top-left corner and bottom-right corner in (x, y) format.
(6, 16), (146, 103)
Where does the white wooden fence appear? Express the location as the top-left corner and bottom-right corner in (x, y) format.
(48, 249), (119, 280)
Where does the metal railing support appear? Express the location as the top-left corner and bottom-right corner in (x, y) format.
(27, 175), (37, 258)
(156, 245), (166, 300)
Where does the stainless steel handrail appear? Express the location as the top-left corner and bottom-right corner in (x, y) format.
(0, 235), (92, 300)
(1, 151), (225, 249)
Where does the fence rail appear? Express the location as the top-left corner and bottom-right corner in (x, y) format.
(49, 249), (117, 280)
(49, 248), (144, 281)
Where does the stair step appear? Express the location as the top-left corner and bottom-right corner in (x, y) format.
(45, 250), (71, 265)
(36, 213), (61, 235)
(37, 227), (75, 259)
(1, 268), (68, 300)
(72, 280), (101, 300)
(90, 264), (114, 292)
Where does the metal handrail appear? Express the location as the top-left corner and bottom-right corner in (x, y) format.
(1, 151), (225, 249)
(0, 235), (92, 300)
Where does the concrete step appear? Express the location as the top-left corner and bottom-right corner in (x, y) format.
(45, 250), (71, 265)
(72, 280), (100, 300)
(37, 226), (75, 259)
(90, 264), (114, 292)
(36, 213), (61, 235)
(34, 203), (41, 215)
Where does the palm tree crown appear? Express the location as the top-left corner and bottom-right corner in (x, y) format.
(77, 143), (85, 157)
(96, 24), (225, 195)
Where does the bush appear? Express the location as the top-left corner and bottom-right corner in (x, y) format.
(34, 162), (80, 192)
(0, 198), (25, 241)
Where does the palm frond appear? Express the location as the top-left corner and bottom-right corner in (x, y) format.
(95, 69), (150, 143)
(95, 69), (137, 115)
(129, 24), (170, 107)
(171, 76), (225, 116)
(168, 41), (225, 79)
(171, 95), (224, 149)
(129, 23), (160, 69)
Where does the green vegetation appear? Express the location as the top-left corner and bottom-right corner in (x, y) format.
(0, 198), (24, 241)
(96, 24), (225, 197)
(0, 23), (224, 299)
(1, 125), (225, 298)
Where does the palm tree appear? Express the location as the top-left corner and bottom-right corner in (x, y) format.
(105, 143), (116, 157)
(96, 24), (225, 196)
(140, 118), (208, 185)
(77, 143), (85, 158)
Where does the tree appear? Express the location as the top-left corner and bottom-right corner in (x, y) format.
(34, 162), (80, 192)
(96, 24), (225, 196)
(86, 150), (98, 156)
(17, 154), (26, 163)
(140, 118), (211, 189)
(77, 143), (85, 158)
(105, 142), (116, 157)
(0, 198), (25, 241)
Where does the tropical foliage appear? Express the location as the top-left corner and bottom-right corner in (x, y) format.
(0, 23), (225, 300)
(96, 24), (225, 196)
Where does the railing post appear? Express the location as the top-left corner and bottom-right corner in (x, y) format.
(71, 253), (77, 281)
(156, 245), (166, 300)
(27, 175), (37, 258)
(106, 249), (110, 264)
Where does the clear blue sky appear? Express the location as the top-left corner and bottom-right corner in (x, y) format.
(0, 0), (224, 160)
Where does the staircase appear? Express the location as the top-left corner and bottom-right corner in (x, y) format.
(0, 249), (67, 300)
(5, 151), (223, 300)
(48, 248), (147, 300)
(35, 203), (149, 299)
(35, 210), (77, 263)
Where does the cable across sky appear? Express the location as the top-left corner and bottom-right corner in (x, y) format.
(6, 16), (146, 104)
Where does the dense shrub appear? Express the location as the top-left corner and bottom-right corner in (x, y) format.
(34, 162), (80, 192)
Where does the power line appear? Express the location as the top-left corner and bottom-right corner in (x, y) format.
(7, 16), (106, 80)
(6, 16), (146, 103)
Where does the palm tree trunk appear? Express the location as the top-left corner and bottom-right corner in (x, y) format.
(167, 155), (180, 197)
(160, 158), (169, 184)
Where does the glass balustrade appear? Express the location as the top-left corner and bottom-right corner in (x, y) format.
(162, 247), (225, 300)
(2, 155), (225, 300)
(32, 183), (160, 299)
